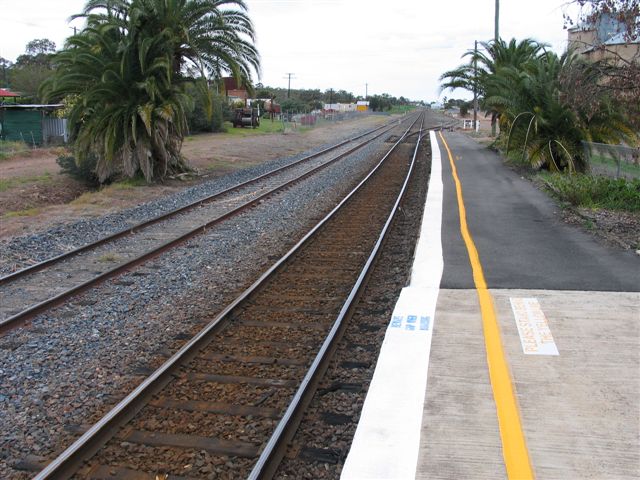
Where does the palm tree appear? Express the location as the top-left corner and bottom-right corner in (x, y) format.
(485, 51), (637, 172)
(42, 0), (260, 182)
(440, 38), (545, 135)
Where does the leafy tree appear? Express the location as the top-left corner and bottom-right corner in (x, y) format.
(42, 0), (260, 183)
(564, 0), (639, 41)
(6, 39), (57, 100)
(25, 39), (56, 56)
(564, 2), (640, 130)
(256, 88), (273, 99)
(280, 98), (306, 112)
(0, 57), (13, 88)
(369, 94), (393, 111)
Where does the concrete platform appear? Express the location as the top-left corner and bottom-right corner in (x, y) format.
(418, 288), (640, 479)
(343, 124), (639, 479)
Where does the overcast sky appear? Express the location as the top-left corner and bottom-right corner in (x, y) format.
(0, 0), (578, 101)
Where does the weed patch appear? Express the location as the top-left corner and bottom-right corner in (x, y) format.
(0, 140), (30, 160)
(539, 173), (640, 211)
(97, 253), (120, 262)
(3, 207), (41, 218)
(0, 173), (53, 192)
(112, 176), (148, 189)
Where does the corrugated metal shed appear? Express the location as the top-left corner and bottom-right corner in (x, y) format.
(0, 109), (43, 144)
(0, 104), (64, 145)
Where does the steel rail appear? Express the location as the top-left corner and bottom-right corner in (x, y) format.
(0, 121), (393, 287)
(248, 115), (425, 480)
(32, 113), (423, 480)
(0, 117), (415, 335)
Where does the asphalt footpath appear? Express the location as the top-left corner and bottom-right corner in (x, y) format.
(416, 132), (639, 479)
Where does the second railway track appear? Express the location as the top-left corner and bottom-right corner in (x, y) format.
(0, 119), (408, 333)
(21, 114), (426, 479)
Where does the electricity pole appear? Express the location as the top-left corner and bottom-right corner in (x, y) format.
(284, 73), (295, 98)
(473, 40), (478, 132)
(491, 0), (499, 136)
(495, 0), (500, 41)
(365, 83), (368, 100)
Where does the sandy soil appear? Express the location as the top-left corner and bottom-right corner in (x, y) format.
(0, 115), (390, 239)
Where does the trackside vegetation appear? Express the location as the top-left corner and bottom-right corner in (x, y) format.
(440, 38), (638, 174)
(440, 34), (639, 215)
(540, 173), (640, 211)
(41, 0), (260, 183)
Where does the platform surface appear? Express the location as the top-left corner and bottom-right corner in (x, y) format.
(343, 129), (639, 479)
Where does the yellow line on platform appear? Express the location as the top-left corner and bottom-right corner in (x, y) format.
(438, 131), (534, 479)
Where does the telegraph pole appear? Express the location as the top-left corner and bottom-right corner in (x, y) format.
(492, 0), (499, 136)
(365, 83), (368, 100)
(284, 72), (295, 98)
(473, 40), (478, 132)
(495, 0), (500, 41)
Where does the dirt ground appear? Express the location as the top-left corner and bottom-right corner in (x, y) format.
(0, 115), (390, 239)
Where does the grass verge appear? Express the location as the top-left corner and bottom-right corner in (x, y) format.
(538, 172), (640, 211)
(3, 207), (41, 218)
(0, 173), (53, 192)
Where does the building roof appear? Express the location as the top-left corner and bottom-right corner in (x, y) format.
(0, 88), (20, 97)
(222, 77), (245, 92)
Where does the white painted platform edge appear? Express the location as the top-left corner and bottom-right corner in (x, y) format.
(341, 130), (444, 479)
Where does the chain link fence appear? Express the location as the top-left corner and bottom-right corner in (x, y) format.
(277, 110), (373, 133)
(583, 141), (640, 179)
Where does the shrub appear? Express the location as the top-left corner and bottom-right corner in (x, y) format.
(56, 153), (102, 186)
(541, 173), (640, 211)
(186, 93), (227, 133)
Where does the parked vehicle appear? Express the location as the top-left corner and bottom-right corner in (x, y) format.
(232, 107), (260, 128)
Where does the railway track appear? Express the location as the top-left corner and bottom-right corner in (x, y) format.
(25, 113), (426, 479)
(0, 118), (411, 335)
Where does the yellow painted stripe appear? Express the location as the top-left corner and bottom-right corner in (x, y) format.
(438, 131), (534, 479)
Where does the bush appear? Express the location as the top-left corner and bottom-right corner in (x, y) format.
(56, 153), (102, 186)
(280, 98), (306, 113)
(186, 93), (227, 133)
(541, 173), (640, 211)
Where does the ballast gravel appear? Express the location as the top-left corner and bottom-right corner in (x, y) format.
(0, 124), (397, 479)
(0, 122), (388, 276)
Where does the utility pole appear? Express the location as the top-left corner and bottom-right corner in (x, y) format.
(473, 40), (478, 132)
(492, 0), (499, 136)
(328, 88), (334, 120)
(284, 72), (295, 98)
(494, 0), (500, 41)
(365, 83), (368, 100)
